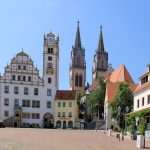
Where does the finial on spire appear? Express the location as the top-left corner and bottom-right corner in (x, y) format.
(100, 25), (102, 31)
(22, 48), (23, 52)
(98, 25), (105, 52)
(75, 20), (81, 48)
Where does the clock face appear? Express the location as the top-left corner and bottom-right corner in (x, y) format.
(48, 38), (54, 45)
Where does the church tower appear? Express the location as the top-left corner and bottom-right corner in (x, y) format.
(92, 26), (113, 82)
(70, 21), (86, 91)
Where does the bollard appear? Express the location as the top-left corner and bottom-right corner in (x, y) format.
(136, 135), (145, 149)
(108, 129), (112, 136)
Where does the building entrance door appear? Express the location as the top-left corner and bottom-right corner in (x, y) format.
(14, 122), (18, 127)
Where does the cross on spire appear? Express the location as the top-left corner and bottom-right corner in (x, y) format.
(98, 25), (105, 52)
(75, 20), (81, 48)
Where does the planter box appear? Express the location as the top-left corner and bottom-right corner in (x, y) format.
(136, 135), (145, 149)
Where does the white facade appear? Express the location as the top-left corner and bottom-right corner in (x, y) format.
(134, 64), (150, 112)
(0, 32), (59, 128)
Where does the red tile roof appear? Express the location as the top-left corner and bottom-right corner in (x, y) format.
(134, 81), (150, 94)
(104, 64), (134, 83)
(105, 82), (138, 103)
(55, 90), (77, 100)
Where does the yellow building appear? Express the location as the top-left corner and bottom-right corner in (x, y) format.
(54, 90), (78, 129)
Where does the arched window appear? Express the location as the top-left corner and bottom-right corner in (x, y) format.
(79, 74), (83, 87)
(75, 74), (78, 87)
(68, 121), (73, 128)
(56, 120), (61, 128)
(77, 56), (81, 65)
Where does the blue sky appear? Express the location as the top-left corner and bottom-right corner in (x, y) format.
(0, 0), (150, 89)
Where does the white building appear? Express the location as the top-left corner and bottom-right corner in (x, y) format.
(134, 64), (150, 112)
(0, 32), (59, 128)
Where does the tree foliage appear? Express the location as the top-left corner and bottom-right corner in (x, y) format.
(87, 77), (106, 119)
(110, 82), (133, 128)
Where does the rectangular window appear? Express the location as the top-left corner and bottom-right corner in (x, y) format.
(23, 76), (26, 81)
(4, 86), (9, 93)
(58, 102), (61, 107)
(137, 99), (139, 108)
(28, 76), (31, 82)
(63, 102), (66, 107)
(58, 112), (61, 117)
(18, 65), (21, 70)
(4, 98), (9, 106)
(14, 86), (19, 94)
(69, 102), (72, 107)
(14, 99), (19, 107)
(32, 113), (40, 119)
(48, 56), (52, 61)
(18, 75), (21, 81)
(23, 66), (26, 70)
(68, 112), (72, 117)
(24, 87), (29, 95)
(48, 78), (51, 83)
(22, 113), (30, 118)
(32, 100), (40, 108)
(47, 89), (52, 96)
(12, 75), (15, 80)
(22, 100), (30, 107)
(48, 48), (50, 53)
(142, 97), (144, 106)
(148, 95), (150, 104)
(34, 88), (39, 95)
(4, 110), (9, 117)
(62, 112), (65, 117)
(47, 101), (51, 108)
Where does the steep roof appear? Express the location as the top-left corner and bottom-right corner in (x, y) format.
(105, 82), (137, 103)
(55, 90), (77, 100)
(104, 64), (134, 83)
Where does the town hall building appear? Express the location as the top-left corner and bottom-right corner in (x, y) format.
(0, 32), (59, 128)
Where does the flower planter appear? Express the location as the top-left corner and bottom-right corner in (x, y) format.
(136, 135), (145, 149)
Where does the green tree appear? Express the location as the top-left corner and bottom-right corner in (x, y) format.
(87, 77), (106, 120)
(110, 82), (133, 129)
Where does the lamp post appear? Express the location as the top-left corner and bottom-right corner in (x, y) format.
(102, 112), (107, 133)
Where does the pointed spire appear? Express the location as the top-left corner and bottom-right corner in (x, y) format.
(98, 26), (105, 52)
(75, 20), (81, 48)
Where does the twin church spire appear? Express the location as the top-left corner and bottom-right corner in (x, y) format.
(70, 21), (111, 90)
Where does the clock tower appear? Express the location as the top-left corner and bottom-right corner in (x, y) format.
(43, 32), (59, 96)
(70, 21), (86, 91)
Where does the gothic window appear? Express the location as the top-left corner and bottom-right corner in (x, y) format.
(79, 74), (83, 87)
(75, 74), (78, 86)
(77, 56), (81, 65)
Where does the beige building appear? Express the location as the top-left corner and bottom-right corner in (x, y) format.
(104, 64), (137, 129)
(54, 90), (78, 129)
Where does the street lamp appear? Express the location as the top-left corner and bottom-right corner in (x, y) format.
(102, 112), (107, 133)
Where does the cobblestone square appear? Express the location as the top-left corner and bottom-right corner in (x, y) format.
(0, 128), (149, 150)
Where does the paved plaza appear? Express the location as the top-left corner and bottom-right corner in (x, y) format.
(0, 128), (149, 150)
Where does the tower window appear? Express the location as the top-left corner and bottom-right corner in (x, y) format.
(79, 75), (83, 87)
(48, 78), (51, 83)
(75, 74), (78, 87)
(48, 48), (53, 54)
(48, 56), (52, 61)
